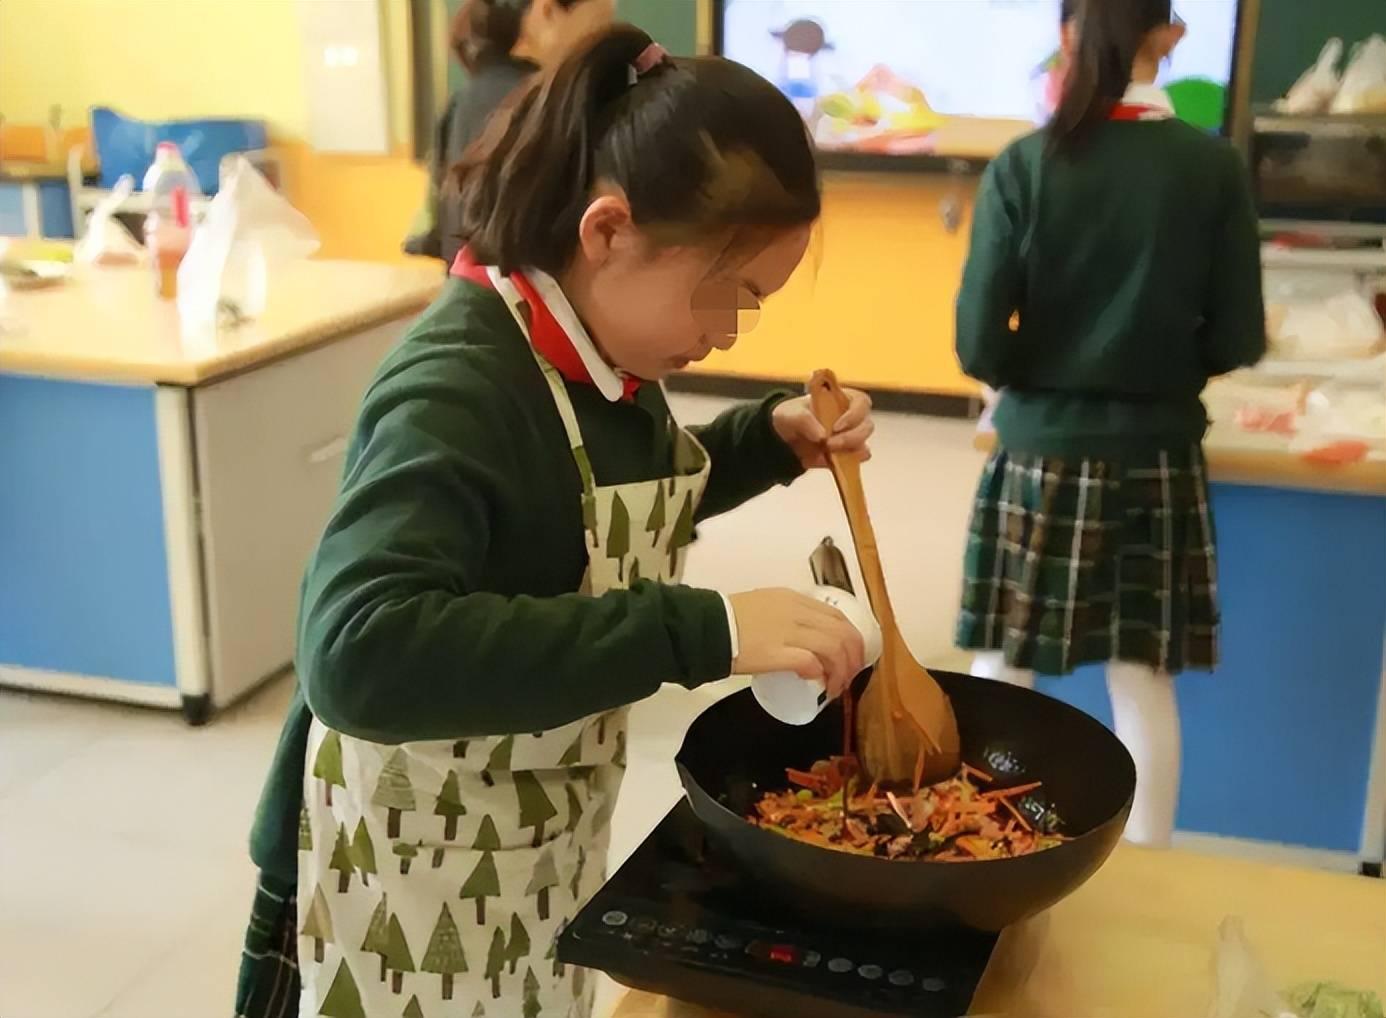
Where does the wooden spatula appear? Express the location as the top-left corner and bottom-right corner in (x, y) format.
(808, 369), (962, 787)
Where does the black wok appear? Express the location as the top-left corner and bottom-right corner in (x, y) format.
(675, 670), (1135, 932)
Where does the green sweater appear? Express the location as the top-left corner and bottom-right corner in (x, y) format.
(249, 278), (803, 880)
(957, 120), (1266, 460)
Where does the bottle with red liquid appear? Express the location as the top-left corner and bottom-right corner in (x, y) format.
(142, 141), (199, 299)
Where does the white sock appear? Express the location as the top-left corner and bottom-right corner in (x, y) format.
(1106, 661), (1180, 848)
(971, 651), (1037, 690)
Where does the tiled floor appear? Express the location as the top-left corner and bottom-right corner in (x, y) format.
(0, 396), (985, 1018)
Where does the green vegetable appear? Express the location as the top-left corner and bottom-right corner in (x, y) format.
(1286, 982), (1384, 1018)
(795, 789), (813, 802)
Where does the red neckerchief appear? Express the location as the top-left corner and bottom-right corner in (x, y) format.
(451, 247), (642, 401)
(1109, 102), (1169, 121)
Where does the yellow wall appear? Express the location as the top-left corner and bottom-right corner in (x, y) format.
(690, 175), (977, 395)
(0, 0), (428, 265)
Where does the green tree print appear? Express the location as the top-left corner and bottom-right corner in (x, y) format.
(485, 926), (507, 999)
(597, 711), (609, 745)
(547, 922), (566, 979)
(299, 884), (334, 963)
(329, 823), (355, 893)
(372, 749), (416, 838)
(522, 966), (542, 1018)
(573, 964), (586, 1001)
(574, 447), (597, 529)
(402, 996), (425, 1018)
(629, 557), (642, 584)
(471, 1004), (486, 1018)
(606, 492), (631, 581)
(569, 846), (587, 901)
(349, 819), (377, 887)
(646, 486), (666, 536)
(384, 913), (416, 995)
(668, 491), (695, 574)
(434, 771), (467, 841)
(504, 912), (531, 975)
(558, 734), (583, 768)
(360, 894), (390, 981)
(319, 958), (366, 1018)
(420, 902), (467, 1000)
(482, 736), (513, 787)
(452, 740), (468, 760)
(514, 772), (558, 848)
(459, 816), (501, 924)
(393, 840), (420, 875)
(526, 848), (560, 921)
(313, 730), (346, 807)
(564, 783), (584, 835)
(614, 728), (628, 768)
(298, 803), (313, 852)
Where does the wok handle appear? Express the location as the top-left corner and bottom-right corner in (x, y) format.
(807, 370), (898, 634)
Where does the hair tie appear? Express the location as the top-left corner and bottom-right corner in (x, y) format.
(628, 42), (669, 85)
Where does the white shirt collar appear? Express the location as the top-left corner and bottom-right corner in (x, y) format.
(1121, 82), (1175, 117)
(522, 268), (629, 403)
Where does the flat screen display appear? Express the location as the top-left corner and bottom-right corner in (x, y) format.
(716, 0), (1242, 162)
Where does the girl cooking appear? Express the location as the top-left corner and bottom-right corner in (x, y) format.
(237, 24), (874, 1018)
(955, 0), (1264, 848)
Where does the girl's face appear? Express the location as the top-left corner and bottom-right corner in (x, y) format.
(561, 196), (812, 382)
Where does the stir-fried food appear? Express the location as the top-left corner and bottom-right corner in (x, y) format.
(750, 757), (1068, 861)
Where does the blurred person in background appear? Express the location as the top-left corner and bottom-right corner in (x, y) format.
(405, 0), (616, 265)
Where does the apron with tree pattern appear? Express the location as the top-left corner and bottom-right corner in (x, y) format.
(296, 266), (711, 1018)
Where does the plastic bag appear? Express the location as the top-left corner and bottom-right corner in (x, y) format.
(1331, 35), (1386, 115)
(1289, 384), (1385, 463)
(1266, 291), (1385, 361)
(1207, 917), (1297, 1018)
(73, 175), (144, 267)
(1276, 39), (1344, 115)
(177, 155), (319, 331)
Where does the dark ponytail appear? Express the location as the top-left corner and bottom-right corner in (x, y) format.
(1048, 0), (1171, 155)
(453, 23), (820, 275)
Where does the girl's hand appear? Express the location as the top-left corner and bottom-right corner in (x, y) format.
(729, 588), (865, 698)
(772, 388), (874, 470)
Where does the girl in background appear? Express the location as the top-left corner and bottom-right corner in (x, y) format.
(240, 24), (874, 1018)
(405, 0), (615, 265)
(955, 0), (1264, 847)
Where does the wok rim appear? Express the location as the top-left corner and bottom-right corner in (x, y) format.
(675, 679), (1136, 871)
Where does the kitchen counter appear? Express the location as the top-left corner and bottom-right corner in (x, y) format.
(0, 259), (441, 384)
(608, 842), (1386, 1017)
(0, 258), (442, 720)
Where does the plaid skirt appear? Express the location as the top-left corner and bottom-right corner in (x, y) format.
(956, 446), (1219, 676)
(234, 873), (299, 1018)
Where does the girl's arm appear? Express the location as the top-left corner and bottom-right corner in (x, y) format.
(298, 381), (734, 746)
(1200, 148), (1267, 376)
(956, 155), (1024, 388)
(688, 391), (805, 521)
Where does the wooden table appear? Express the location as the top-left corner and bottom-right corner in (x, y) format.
(609, 844), (1386, 1017)
(0, 259), (441, 719)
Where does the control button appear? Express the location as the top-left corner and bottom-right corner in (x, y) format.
(888, 970), (916, 987)
(801, 951), (822, 969)
(687, 929), (711, 945)
(920, 977), (947, 993)
(632, 918), (656, 934)
(769, 944), (797, 965)
(657, 925), (680, 939)
(858, 964), (883, 981)
(601, 910), (629, 927)
(714, 934), (742, 951)
(827, 957), (854, 974)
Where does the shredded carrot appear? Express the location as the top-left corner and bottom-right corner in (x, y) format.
(999, 796), (1033, 832)
(982, 781), (1042, 800)
(912, 743), (926, 793)
(962, 763), (995, 784)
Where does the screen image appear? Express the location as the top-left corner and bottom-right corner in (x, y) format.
(719, 0), (1241, 160)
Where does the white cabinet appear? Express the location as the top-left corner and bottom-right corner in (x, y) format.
(190, 322), (403, 707)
